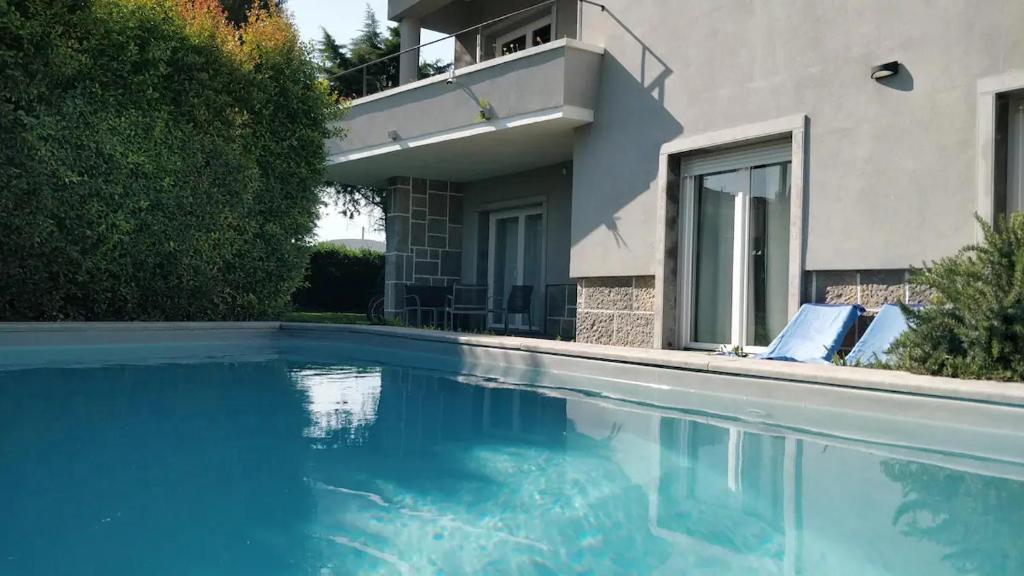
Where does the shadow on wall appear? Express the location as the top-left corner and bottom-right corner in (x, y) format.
(571, 7), (683, 259)
(876, 63), (915, 92)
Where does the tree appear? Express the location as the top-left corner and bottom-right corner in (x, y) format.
(317, 5), (451, 231)
(887, 214), (1024, 381)
(219, 0), (284, 28)
(0, 0), (341, 320)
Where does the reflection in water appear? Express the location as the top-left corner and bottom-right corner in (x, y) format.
(657, 419), (790, 573)
(882, 460), (1024, 575)
(291, 366), (382, 446)
(2, 353), (1023, 575)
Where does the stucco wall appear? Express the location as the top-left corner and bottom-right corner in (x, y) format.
(570, 0), (1024, 277)
(327, 41), (602, 158)
(460, 163), (573, 287)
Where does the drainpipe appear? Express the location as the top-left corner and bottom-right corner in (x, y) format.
(399, 17), (421, 85)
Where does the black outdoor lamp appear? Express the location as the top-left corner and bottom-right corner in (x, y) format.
(871, 60), (900, 80)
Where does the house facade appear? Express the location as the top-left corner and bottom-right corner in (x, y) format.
(324, 0), (1024, 350)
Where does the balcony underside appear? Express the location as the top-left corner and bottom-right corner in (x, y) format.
(324, 106), (590, 185)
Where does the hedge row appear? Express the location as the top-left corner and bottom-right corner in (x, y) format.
(291, 244), (383, 313)
(0, 0), (339, 320)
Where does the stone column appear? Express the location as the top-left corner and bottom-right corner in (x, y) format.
(383, 177), (462, 320)
(384, 178), (413, 319)
(398, 17), (421, 85)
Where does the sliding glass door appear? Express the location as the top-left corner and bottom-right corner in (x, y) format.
(681, 144), (792, 350)
(488, 207), (545, 330)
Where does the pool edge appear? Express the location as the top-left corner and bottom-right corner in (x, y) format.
(279, 322), (1024, 408)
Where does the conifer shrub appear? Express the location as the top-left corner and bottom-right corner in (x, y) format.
(888, 215), (1024, 381)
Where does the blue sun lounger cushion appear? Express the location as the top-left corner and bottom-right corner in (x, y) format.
(757, 304), (865, 364)
(846, 304), (911, 365)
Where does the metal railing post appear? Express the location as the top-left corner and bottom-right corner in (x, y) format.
(475, 25), (482, 63)
(551, 1), (558, 39)
(577, 0), (583, 41)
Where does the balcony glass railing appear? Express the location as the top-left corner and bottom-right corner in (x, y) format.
(329, 0), (605, 99)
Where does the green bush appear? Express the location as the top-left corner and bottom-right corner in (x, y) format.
(291, 244), (383, 312)
(0, 0), (340, 320)
(888, 214), (1024, 381)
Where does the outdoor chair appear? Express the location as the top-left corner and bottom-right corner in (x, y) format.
(403, 284), (451, 327)
(845, 304), (913, 365)
(494, 285), (536, 335)
(757, 304), (864, 364)
(444, 284), (489, 331)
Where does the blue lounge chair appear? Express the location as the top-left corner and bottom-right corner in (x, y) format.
(846, 304), (911, 365)
(757, 304), (865, 364)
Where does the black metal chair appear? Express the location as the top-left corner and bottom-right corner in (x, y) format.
(403, 284), (450, 327)
(444, 284), (488, 331)
(493, 285), (535, 334)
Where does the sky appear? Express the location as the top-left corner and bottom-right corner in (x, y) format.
(288, 0), (452, 242)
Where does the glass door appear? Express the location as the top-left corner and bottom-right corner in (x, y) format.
(488, 207), (545, 330)
(681, 158), (792, 351)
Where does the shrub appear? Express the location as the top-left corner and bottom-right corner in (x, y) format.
(888, 214), (1024, 381)
(0, 0), (341, 320)
(291, 244), (383, 312)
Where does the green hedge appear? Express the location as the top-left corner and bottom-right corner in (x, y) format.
(888, 214), (1024, 382)
(0, 0), (339, 320)
(291, 244), (383, 313)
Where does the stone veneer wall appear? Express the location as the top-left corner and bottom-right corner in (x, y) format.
(575, 276), (656, 348)
(809, 269), (934, 349)
(808, 269), (933, 308)
(383, 177), (463, 318)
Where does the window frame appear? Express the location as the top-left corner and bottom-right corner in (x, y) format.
(679, 143), (793, 351)
(654, 115), (808, 350)
(977, 71), (1024, 234)
(1005, 93), (1024, 216)
(494, 12), (554, 57)
(486, 205), (547, 330)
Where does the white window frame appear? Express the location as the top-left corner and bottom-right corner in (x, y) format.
(654, 114), (808, 350)
(495, 12), (554, 56)
(487, 205), (546, 330)
(1006, 94), (1024, 215)
(678, 142), (792, 351)
(977, 71), (1024, 235)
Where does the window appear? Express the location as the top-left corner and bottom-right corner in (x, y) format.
(496, 15), (553, 56)
(999, 93), (1024, 216)
(680, 141), (792, 349)
(487, 206), (545, 330)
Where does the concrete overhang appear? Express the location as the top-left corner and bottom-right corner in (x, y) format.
(324, 39), (603, 186)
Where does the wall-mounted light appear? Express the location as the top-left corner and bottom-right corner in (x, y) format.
(387, 129), (400, 141)
(871, 61), (900, 81)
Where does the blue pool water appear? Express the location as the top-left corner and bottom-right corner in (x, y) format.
(1, 340), (1023, 575)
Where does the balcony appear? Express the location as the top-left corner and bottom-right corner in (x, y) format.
(323, 2), (604, 186)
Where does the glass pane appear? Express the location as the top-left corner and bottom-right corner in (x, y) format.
(747, 163), (791, 346)
(1009, 98), (1024, 215)
(532, 24), (552, 46)
(501, 35), (527, 55)
(522, 213), (544, 329)
(492, 216), (519, 325)
(693, 171), (740, 344)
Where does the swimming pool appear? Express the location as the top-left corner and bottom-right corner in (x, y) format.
(1, 328), (1022, 575)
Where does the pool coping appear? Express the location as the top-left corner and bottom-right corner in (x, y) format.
(2, 321), (1022, 407)
(279, 323), (1024, 407)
